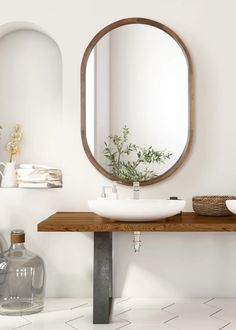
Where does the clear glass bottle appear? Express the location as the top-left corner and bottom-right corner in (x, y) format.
(0, 229), (45, 315)
(0, 233), (7, 253)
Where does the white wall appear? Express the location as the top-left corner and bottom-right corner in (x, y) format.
(0, 0), (236, 298)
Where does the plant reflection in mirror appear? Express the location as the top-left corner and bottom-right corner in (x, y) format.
(104, 126), (172, 181)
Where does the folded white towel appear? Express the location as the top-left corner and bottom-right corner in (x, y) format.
(18, 176), (62, 183)
(20, 164), (59, 170)
(16, 165), (62, 187)
(17, 168), (62, 179)
(19, 182), (62, 188)
(17, 172), (62, 180)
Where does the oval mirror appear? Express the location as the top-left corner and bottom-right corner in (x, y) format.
(81, 18), (193, 186)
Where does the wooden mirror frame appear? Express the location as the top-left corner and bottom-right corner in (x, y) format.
(81, 17), (193, 186)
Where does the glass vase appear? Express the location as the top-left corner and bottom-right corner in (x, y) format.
(0, 229), (45, 315)
(0, 233), (7, 253)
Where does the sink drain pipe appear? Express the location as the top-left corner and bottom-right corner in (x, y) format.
(133, 231), (142, 253)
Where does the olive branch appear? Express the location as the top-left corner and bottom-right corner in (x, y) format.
(104, 126), (172, 181)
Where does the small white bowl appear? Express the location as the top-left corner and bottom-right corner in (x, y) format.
(226, 200), (236, 214)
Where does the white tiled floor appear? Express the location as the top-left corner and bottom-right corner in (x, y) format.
(0, 298), (235, 330)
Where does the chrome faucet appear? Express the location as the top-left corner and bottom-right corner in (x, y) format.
(133, 182), (140, 200)
(101, 182), (118, 199)
(101, 186), (111, 198)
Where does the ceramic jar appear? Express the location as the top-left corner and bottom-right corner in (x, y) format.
(0, 162), (17, 187)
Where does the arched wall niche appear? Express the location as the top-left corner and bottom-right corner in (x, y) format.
(0, 22), (62, 168)
(0, 21), (50, 38)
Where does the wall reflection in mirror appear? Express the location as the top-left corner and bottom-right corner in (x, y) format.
(84, 21), (191, 184)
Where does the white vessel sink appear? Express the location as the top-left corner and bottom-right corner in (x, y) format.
(88, 199), (186, 222)
(226, 200), (236, 214)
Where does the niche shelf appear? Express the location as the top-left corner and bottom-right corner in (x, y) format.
(0, 24), (63, 189)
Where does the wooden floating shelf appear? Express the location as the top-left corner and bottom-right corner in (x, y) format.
(37, 212), (236, 232)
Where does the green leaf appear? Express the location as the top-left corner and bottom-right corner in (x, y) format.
(103, 126), (172, 181)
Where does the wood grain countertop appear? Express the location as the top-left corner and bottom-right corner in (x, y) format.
(37, 212), (236, 232)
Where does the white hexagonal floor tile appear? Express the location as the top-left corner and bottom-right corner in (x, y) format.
(0, 298), (235, 330)
(0, 315), (31, 330)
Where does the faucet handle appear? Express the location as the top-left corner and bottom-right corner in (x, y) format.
(101, 184), (118, 199)
(101, 185), (112, 198)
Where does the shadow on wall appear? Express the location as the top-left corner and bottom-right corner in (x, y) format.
(113, 232), (236, 297)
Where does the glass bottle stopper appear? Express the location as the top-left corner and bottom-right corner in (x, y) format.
(11, 229), (25, 244)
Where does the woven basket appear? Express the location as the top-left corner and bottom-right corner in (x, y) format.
(192, 195), (236, 216)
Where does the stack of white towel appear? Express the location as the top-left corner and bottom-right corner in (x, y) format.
(17, 164), (62, 188)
